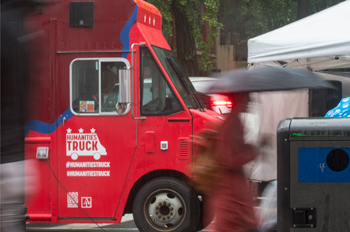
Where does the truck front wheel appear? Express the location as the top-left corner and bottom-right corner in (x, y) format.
(133, 177), (200, 232)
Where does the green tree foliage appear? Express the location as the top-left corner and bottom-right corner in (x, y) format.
(146, 0), (345, 74)
(308, 0), (345, 13)
(219, 0), (298, 46)
(220, 0), (345, 46)
(146, 0), (223, 74)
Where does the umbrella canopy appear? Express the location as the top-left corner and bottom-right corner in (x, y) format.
(325, 97), (350, 118)
(206, 66), (334, 94)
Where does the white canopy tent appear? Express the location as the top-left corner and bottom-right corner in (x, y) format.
(248, 0), (350, 71)
(245, 1), (350, 182)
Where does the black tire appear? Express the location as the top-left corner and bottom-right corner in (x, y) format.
(194, 194), (215, 231)
(133, 177), (200, 232)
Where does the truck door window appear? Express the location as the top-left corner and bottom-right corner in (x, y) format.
(140, 47), (183, 116)
(71, 59), (128, 114)
(152, 46), (203, 110)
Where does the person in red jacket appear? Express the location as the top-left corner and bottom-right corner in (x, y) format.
(213, 92), (259, 232)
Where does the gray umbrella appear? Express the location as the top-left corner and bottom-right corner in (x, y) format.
(206, 66), (335, 94)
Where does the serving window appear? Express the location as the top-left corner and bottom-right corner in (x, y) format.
(70, 59), (129, 115)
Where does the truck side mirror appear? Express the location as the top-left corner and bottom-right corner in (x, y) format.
(116, 69), (131, 115)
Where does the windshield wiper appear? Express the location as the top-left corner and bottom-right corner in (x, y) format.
(166, 56), (203, 111)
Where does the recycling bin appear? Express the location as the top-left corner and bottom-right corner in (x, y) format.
(277, 118), (350, 232)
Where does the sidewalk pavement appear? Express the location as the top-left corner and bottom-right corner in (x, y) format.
(26, 214), (214, 231)
(26, 222), (138, 232)
(26, 214), (138, 231)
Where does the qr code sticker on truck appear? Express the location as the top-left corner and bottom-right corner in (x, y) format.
(67, 192), (78, 208)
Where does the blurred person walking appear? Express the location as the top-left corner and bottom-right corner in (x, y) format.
(1, 0), (30, 230)
(1, 0), (51, 230)
(1, 0), (35, 230)
(203, 65), (334, 232)
(212, 92), (259, 232)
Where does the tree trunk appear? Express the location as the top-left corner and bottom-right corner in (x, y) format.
(297, 0), (309, 20)
(171, 2), (201, 76)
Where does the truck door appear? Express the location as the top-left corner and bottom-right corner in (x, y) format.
(137, 47), (193, 168)
(56, 57), (135, 219)
(129, 47), (202, 231)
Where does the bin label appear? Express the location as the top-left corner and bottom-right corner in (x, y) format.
(299, 148), (350, 182)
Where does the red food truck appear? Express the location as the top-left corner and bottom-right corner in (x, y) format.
(24, 0), (223, 231)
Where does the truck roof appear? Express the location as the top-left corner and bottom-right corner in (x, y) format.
(25, 0), (163, 53)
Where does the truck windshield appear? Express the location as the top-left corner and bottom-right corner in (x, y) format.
(152, 46), (204, 110)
